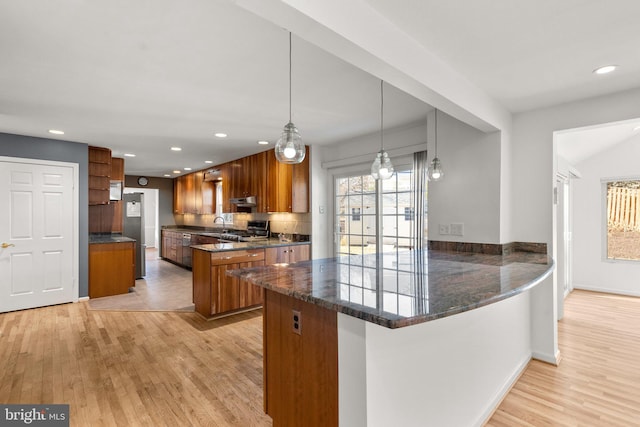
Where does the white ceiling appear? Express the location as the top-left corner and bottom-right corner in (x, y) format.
(2, 0), (640, 176)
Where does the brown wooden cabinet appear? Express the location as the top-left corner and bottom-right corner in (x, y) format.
(110, 157), (125, 233)
(192, 248), (265, 318)
(172, 147), (309, 214)
(88, 146), (111, 205)
(161, 230), (183, 265)
(89, 242), (135, 298)
(265, 244), (310, 265)
(265, 147), (309, 213)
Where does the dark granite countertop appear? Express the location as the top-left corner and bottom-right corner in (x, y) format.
(191, 239), (310, 252)
(89, 234), (136, 244)
(228, 250), (554, 329)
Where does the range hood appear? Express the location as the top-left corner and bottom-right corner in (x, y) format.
(229, 196), (257, 207)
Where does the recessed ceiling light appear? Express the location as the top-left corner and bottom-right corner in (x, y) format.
(205, 160), (213, 164)
(184, 167), (192, 171)
(173, 170), (181, 174)
(48, 129), (64, 135)
(215, 133), (227, 138)
(164, 174), (171, 177)
(593, 65), (617, 75)
(124, 153), (136, 157)
(258, 140), (269, 145)
(171, 147), (182, 151)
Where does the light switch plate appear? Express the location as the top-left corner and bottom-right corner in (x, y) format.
(450, 223), (464, 236)
(439, 224), (450, 235)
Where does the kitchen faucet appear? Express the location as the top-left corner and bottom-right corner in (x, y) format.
(213, 216), (225, 230)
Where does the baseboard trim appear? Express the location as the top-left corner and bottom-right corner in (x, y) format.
(478, 354), (531, 426)
(573, 284), (640, 298)
(532, 349), (561, 366)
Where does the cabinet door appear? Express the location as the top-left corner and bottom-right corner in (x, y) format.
(174, 178), (184, 214)
(183, 174), (196, 214)
(251, 152), (268, 212)
(201, 179), (215, 215)
(239, 259), (265, 307)
(161, 231), (170, 258)
(288, 244), (310, 263)
(266, 150), (292, 212)
(291, 146), (310, 213)
(219, 162), (232, 213)
(213, 263), (241, 314)
(193, 171), (204, 214)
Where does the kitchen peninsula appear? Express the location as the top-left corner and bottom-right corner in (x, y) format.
(230, 248), (554, 427)
(191, 239), (310, 319)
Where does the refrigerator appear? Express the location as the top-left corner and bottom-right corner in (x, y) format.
(123, 193), (146, 279)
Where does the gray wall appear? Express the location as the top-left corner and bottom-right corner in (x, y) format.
(125, 175), (175, 227)
(0, 132), (89, 297)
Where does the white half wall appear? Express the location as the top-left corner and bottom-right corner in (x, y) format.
(572, 134), (640, 296)
(338, 291), (532, 427)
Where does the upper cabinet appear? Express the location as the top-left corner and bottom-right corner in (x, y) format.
(172, 147), (309, 215)
(265, 146), (309, 213)
(174, 172), (216, 215)
(88, 146), (112, 205)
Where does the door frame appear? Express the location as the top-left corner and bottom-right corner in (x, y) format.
(0, 156), (80, 302)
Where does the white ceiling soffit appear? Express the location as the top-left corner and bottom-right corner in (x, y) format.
(556, 119), (640, 165)
(364, 0), (640, 113)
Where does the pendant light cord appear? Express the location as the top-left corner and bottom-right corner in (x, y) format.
(380, 80), (384, 151)
(434, 108), (438, 157)
(289, 32), (292, 123)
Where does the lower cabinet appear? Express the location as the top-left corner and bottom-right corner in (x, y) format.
(193, 248), (265, 318)
(265, 244), (310, 265)
(89, 242), (135, 298)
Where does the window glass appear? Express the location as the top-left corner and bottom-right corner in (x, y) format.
(606, 180), (640, 260)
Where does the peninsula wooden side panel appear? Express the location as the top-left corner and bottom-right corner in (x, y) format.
(89, 242), (135, 298)
(263, 289), (338, 427)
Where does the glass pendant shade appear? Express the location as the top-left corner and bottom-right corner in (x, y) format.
(275, 122), (305, 164)
(371, 150), (394, 180)
(427, 157), (444, 181)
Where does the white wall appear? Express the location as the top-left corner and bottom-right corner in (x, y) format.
(572, 135), (640, 296)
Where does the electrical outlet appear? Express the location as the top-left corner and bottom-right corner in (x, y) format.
(450, 223), (464, 236)
(292, 310), (301, 335)
(319, 205), (325, 214)
(439, 224), (450, 235)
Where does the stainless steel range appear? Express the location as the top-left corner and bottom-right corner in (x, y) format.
(219, 220), (270, 242)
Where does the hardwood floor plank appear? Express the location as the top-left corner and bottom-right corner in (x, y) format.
(487, 290), (640, 426)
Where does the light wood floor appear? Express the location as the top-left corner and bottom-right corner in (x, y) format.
(88, 248), (195, 312)
(0, 304), (272, 426)
(487, 290), (640, 426)
(2, 273), (640, 426)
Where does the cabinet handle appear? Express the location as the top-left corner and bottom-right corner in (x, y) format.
(222, 256), (232, 260)
(283, 250), (288, 253)
(250, 254), (258, 257)
(290, 249), (294, 253)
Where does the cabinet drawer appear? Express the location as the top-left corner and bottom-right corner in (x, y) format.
(210, 249), (265, 265)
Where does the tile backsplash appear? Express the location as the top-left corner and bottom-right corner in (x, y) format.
(176, 212), (312, 236)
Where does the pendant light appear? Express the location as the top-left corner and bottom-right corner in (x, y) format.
(427, 109), (444, 181)
(371, 80), (394, 180)
(275, 32), (306, 164)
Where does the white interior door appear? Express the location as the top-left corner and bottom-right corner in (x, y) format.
(0, 158), (77, 313)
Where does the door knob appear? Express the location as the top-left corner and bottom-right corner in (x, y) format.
(1, 243), (15, 249)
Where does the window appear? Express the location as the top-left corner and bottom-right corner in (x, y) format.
(335, 166), (417, 255)
(605, 179), (640, 261)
